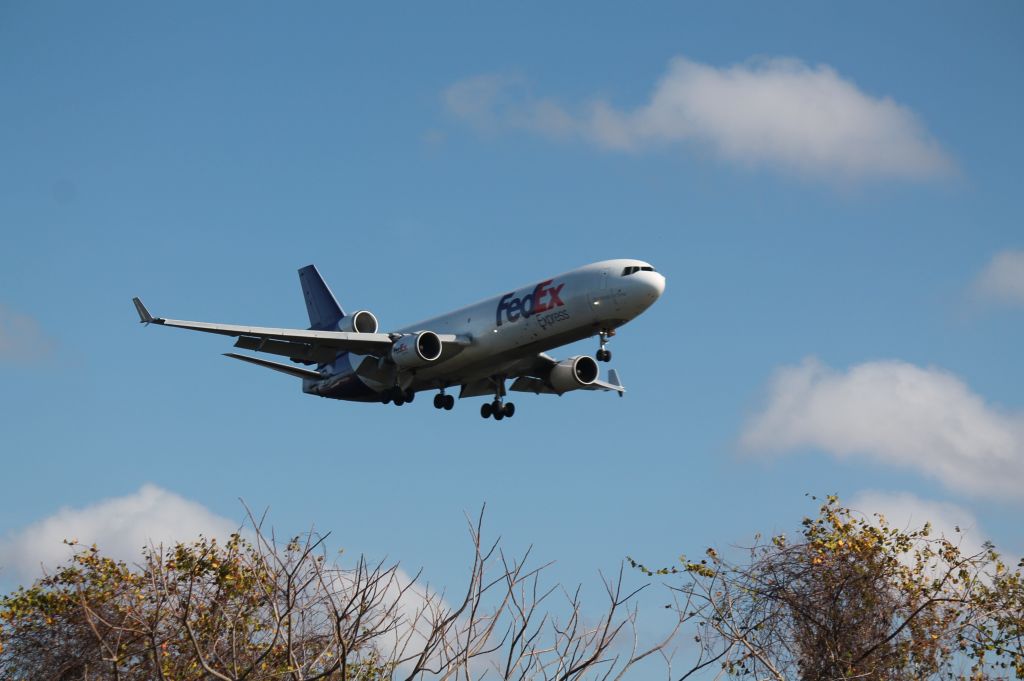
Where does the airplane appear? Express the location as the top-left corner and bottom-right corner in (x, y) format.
(132, 259), (665, 420)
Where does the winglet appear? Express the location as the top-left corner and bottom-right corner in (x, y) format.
(132, 297), (154, 324)
(607, 369), (625, 397)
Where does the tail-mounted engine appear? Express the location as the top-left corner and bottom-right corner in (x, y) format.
(390, 331), (443, 368)
(548, 355), (599, 393)
(337, 310), (379, 334)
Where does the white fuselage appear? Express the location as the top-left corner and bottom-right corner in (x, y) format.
(316, 259), (665, 399)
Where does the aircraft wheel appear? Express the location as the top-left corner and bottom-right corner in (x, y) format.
(444, 395), (455, 410)
(433, 394), (443, 409)
(405, 391), (415, 403)
(394, 398), (405, 407)
(503, 402), (515, 418)
(597, 349), (612, 362)
(493, 409), (504, 421)
(480, 402), (492, 419)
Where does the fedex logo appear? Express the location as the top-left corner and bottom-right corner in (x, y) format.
(496, 279), (565, 326)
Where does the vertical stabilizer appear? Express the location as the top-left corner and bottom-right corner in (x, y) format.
(298, 265), (345, 330)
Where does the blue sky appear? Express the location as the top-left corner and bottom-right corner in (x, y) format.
(1, 0), (1022, 633)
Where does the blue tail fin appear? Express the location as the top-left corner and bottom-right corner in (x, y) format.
(298, 265), (345, 330)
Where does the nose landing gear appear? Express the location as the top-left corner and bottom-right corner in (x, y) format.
(596, 329), (614, 362)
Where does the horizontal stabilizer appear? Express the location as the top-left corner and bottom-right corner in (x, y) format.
(223, 353), (324, 380)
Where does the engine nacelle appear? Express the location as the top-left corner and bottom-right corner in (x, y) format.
(549, 355), (599, 393)
(390, 331), (443, 369)
(337, 310), (379, 334)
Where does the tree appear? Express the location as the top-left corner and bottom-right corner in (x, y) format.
(631, 495), (1024, 680)
(1, 510), (673, 681)
(7, 498), (1020, 681)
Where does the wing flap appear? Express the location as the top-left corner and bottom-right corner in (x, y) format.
(460, 378), (506, 399)
(509, 376), (558, 395)
(233, 336), (337, 364)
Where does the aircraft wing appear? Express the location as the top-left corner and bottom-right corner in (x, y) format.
(506, 353), (626, 395)
(132, 297), (466, 364)
(588, 369), (625, 394)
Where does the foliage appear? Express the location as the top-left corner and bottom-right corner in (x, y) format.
(1, 533), (390, 681)
(1, 513), (668, 681)
(630, 495), (1024, 680)
(5, 497), (1020, 680)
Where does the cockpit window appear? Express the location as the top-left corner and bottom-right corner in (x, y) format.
(621, 265), (656, 276)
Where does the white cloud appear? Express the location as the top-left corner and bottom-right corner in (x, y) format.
(443, 73), (574, 137)
(0, 305), (54, 364)
(973, 249), (1024, 305)
(0, 484), (237, 581)
(444, 74), (508, 131)
(444, 56), (953, 182)
(740, 358), (1024, 499)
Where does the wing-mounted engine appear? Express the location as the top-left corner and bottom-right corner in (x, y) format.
(509, 354), (623, 396)
(390, 331), (443, 369)
(548, 355), (599, 392)
(336, 310), (379, 334)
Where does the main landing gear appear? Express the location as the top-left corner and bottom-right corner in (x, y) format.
(480, 377), (514, 420)
(433, 391), (455, 410)
(480, 400), (515, 420)
(382, 390), (415, 406)
(596, 329), (615, 362)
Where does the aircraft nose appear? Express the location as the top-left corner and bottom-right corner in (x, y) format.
(639, 271), (666, 301)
